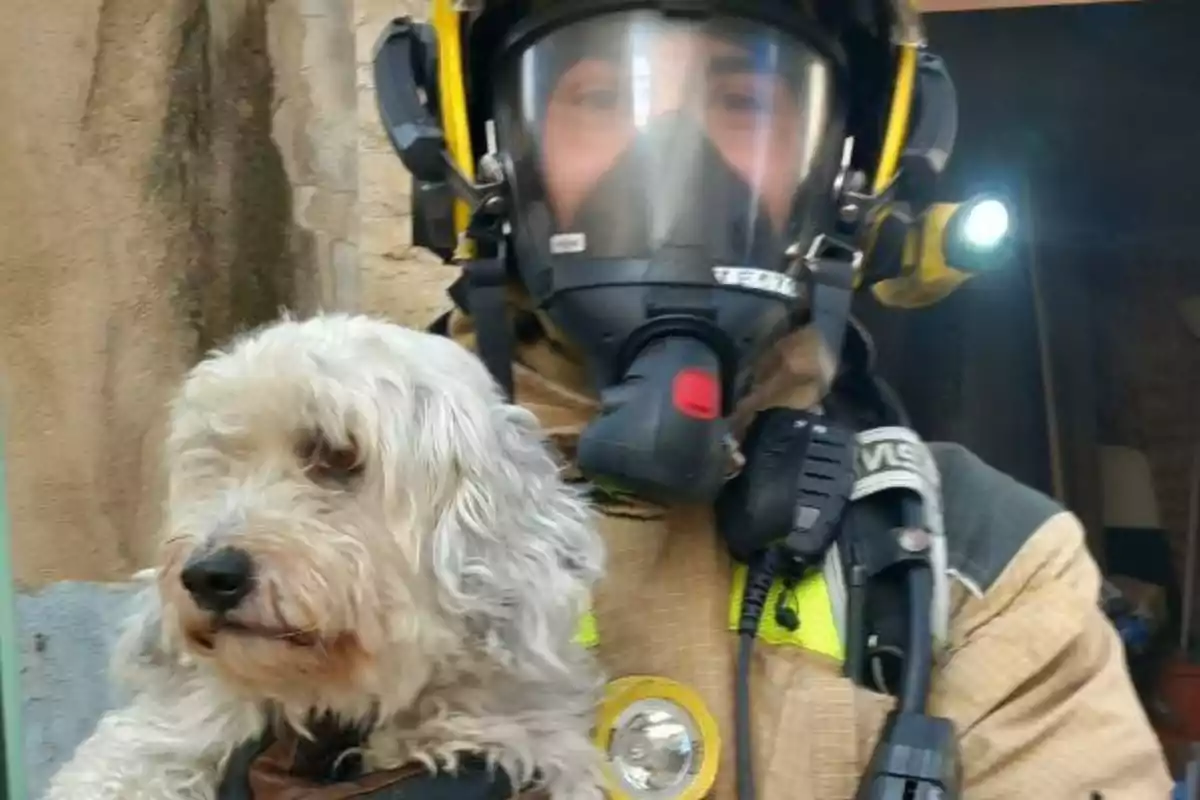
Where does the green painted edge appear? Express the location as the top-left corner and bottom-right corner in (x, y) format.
(0, 428), (26, 800)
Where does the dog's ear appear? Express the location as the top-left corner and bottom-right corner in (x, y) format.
(429, 399), (605, 678)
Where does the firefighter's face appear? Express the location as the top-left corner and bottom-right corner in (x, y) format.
(540, 29), (806, 231)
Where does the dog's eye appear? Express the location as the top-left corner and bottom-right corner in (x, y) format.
(297, 433), (364, 485)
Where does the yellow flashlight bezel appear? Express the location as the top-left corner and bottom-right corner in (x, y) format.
(594, 676), (721, 800)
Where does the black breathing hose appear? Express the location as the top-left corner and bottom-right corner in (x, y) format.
(899, 564), (934, 714)
(735, 550), (782, 800)
(897, 494), (934, 714)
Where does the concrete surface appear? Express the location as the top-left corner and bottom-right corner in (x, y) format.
(17, 581), (141, 799)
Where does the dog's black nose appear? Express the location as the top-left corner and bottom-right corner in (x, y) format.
(181, 547), (255, 612)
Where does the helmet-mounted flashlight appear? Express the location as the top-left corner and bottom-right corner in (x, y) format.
(860, 192), (1017, 310)
(943, 195), (1013, 268)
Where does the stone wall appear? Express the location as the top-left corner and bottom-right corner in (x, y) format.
(355, 0), (456, 324)
(0, 0), (445, 591)
(0, 0), (457, 589)
(270, 0), (361, 312)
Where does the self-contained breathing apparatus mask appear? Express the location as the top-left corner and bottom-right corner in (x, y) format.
(489, 9), (853, 505)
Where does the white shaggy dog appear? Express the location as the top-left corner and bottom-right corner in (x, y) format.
(44, 314), (606, 800)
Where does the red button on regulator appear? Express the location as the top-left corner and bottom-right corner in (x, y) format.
(672, 369), (720, 420)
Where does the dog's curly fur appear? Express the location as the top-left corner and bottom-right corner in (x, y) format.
(44, 314), (607, 800)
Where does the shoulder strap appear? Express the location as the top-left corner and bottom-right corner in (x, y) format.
(832, 426), (948, 697)
(427, 263), (547, 403)
(457, 259), (515, 399)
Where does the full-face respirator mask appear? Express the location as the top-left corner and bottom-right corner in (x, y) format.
(487, 9), (849, 504)
(510, 113), (821, 503)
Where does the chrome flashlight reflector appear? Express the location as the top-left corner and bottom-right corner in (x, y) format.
(608, 699), (700, 799)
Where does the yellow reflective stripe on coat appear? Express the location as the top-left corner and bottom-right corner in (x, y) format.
(574, 603), (600, 649)
(573, 567), (843, 661)
(727, 564), (844, 661)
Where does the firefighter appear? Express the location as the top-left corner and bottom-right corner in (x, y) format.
(226, 0), (1173, 797)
